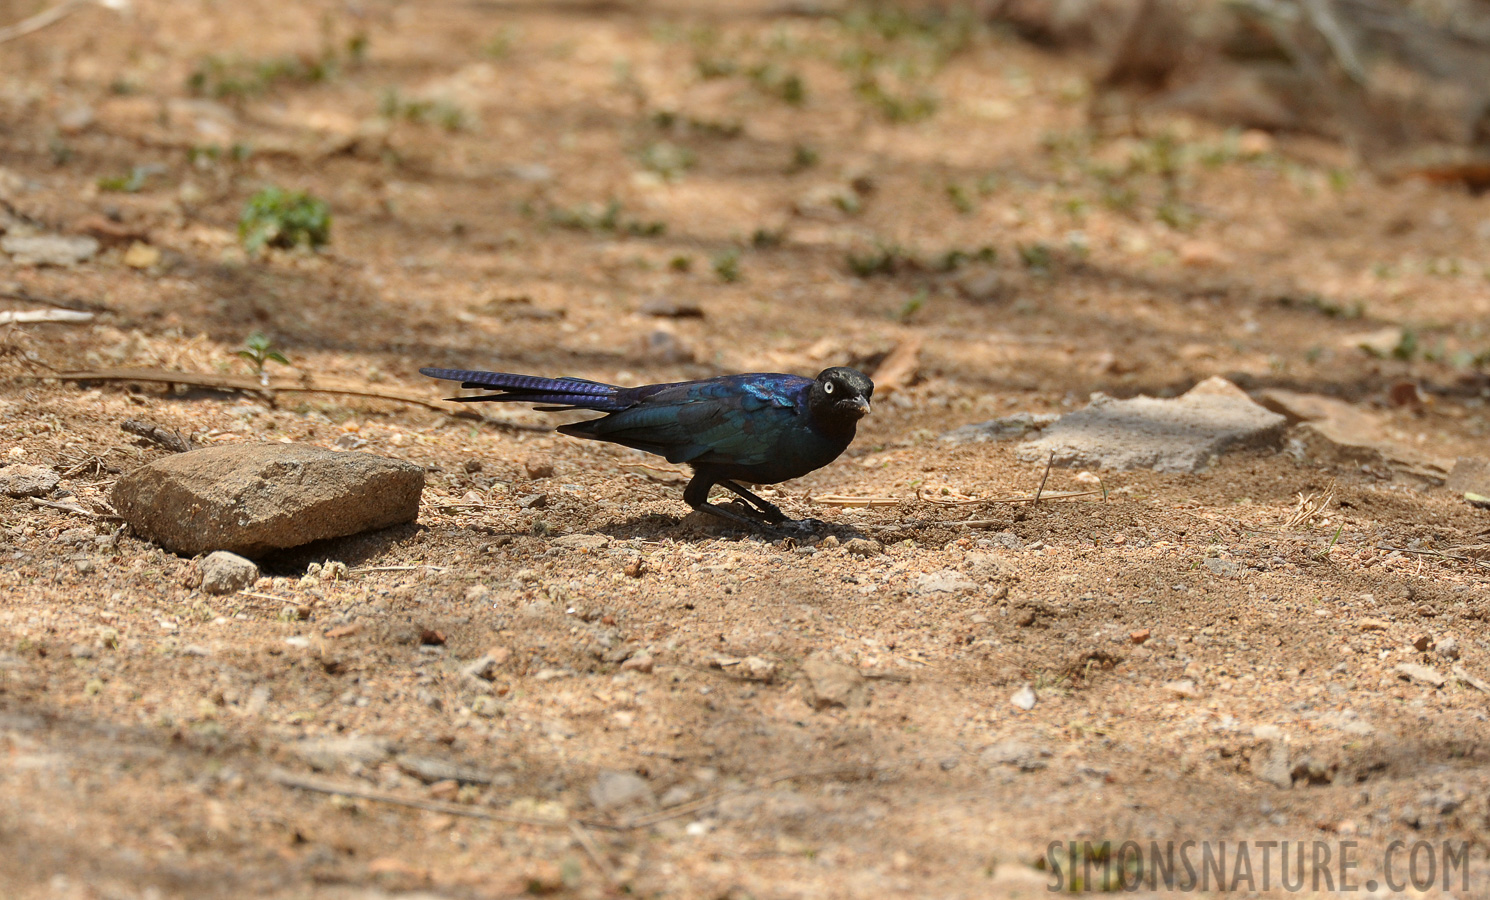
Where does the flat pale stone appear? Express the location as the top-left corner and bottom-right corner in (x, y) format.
(1, 233), (99, 266)
(1018, 378), (1285, 473)
(0, 464), (59, 498)
(1393, 663), (1445, 687)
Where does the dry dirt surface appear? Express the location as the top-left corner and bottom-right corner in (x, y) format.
(4, 1), (1490, 898)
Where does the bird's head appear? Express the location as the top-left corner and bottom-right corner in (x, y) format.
(809, 367), (874, 424)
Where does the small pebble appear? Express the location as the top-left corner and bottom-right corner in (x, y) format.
(1163, 679), (1201, 699)
(741, 656), (777, 683)
(200, 551), (259, 595)
(1394, 662), (1446, 687)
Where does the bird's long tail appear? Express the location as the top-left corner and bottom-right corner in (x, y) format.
(420, 367), (631, 411)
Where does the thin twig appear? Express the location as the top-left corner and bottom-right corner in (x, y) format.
(568, 821), (621, 888)
(1282, 480), (1336, 531)
(1375, 545), (1490, 571)
(270, 770), (586, 829)
(0, 287), (94, 311)
(925, 490), (1100, 505)
(0, 0), (86, 46)
(812, 490), (1098, 509)
(121, 418), (192, 453)
(271, 765), (885, 835)
(28, 496), (99, 518)
(0, 309), (94, 325)
(613, 765), (882, 830)
(59, 457), (105, 479)
(1032, 450), (1054, 505)
(351, 564), (448, 573)
(812, 495), (902, 507)
(44, 367), (540, 424)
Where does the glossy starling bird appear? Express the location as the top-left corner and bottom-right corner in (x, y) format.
(420, 366), (873, 527)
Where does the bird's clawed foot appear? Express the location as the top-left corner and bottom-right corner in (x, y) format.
(694, 502), (819, 533)
(716, 480), (789, 523)
(686, 477), (819, 533)
(694, 501), (777, 530)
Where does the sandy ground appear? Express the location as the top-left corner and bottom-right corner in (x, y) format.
(3, 0), (1490, 897)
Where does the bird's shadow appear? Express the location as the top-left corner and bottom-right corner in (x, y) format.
(595, 506), (872, 544)
(242, 507), (871, 578)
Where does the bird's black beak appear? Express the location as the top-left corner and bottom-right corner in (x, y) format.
(848, 396), (871, 418)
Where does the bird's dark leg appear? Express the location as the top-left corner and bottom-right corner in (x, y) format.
(717, 480), (788, 524)
(683, 474), (777, 529)
(716, 483), (824, 533)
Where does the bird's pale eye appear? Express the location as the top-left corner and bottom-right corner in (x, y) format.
(824, 382), (835, 394)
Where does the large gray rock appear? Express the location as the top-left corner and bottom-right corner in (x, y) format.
(1017, 377), (1285, 473)
(111, 443), (424, 556)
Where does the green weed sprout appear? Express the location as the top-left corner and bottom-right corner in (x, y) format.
(237, 332), (289, 385)
(239, 187), (331, 253)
